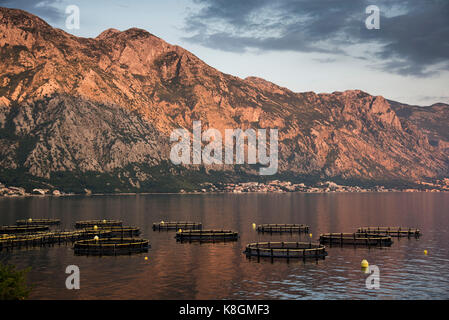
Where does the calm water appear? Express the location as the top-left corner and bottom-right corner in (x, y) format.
(0, 193), (448, 300)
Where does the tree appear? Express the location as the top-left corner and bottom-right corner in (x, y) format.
(0, 263), (31, 300)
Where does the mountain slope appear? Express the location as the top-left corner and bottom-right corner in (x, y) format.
(390, 101), (449, 152)
(0, 7), (447, 192)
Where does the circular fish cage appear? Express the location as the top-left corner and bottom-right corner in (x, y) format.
(257, 224), (309, 233)
(357, 227), (420, 238)
(244, 242), (327, 259)
(73, 238), (150, 256)
(319, 233), (393, 246)
(0, 230), (113, 250)
(153, 221), (202, 231)
(0, 234), (44, 250)
(175, 230), (238, 242)
(0, 225), (50, 234)
(75, 220), (123, 229)
(16, 219), (61, 226)
(76, 229), (113, 239)
(84, 226), (140, 237)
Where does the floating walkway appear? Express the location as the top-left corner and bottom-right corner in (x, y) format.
(357, 227), (420, 238)
(257, 224), (309, 233)
(319, 233), (393, 246)
(175, 230), (238, 242)
(84, 226), (141, 237)
(16, 219), (61, 226)
(0, 230), (112, 250)
(153, 221), (202, 231)
(0, 225), (50, 234)
(244, 242), (327, 259)
(75, 220), (123, 229)
(73, 238), (150, 255)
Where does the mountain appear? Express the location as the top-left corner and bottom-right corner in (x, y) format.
(0, 7), (448, 193)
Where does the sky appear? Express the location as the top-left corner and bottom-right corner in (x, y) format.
(1, 0), (448, 106)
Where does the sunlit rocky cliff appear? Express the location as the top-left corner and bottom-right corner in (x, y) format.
(0, 7), (448, 192)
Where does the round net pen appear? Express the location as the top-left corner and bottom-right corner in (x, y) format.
(84, 226), (141, 237)
(244, 242), (327, 259)
(175, 230), (238, 242)
(16, 219), (61, 226)
(319, 233), (393, 246)
(0, 234), (44, 250)
(74, 238), (150, 256)
(153, 221), (202, 231)
(75, 220), (123, 229)
(0, 230), (113, 250)
(0, 225), (50, 234)
(257, 224), (309, 234)
(357, 227), (420, 238)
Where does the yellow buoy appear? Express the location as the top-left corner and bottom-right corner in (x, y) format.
(361, 259), (369, 268)
(309, 233), (313, 238)
(93, 225), (98, 230)
(102, 219), (107, 223)
(424, 250), (428, 255)
(28, 218), (33, 222)
(144, 256), (148, 261)
(252, 223), (256, 230)
(178, 229), (183, 233)
(94, 236), (99, 241)
(161, 221), (165, 225)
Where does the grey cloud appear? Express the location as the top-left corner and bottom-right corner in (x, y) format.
(0, 0), (65, 22)
(184, 0), (449, 77)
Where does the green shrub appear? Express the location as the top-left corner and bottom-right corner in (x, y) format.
(0, 263), (31, 300)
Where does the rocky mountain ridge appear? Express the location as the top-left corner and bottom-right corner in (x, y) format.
(0, 7), (448, 193)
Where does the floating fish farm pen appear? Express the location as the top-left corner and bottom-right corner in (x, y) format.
(153, 221), (202, 231)
(0, 230), (113, 250)
(75, 220), (123, 229)
(319, 233), (393, 246)
(16, 219), (61, 226)
(73, 238), (150, 256)
(257, 224), (309, 233)
(0, 225), (50, 234)
(175, 230), (238, 242)
(244, 242), (327, 259)
(84, 226), (141, 237)
(357, 227), (421, 238)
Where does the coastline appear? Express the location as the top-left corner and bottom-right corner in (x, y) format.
(1, 189), (448, 199)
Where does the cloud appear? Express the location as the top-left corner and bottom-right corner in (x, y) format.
(0, 0), (65, 22)
(183, 0), (449, 77)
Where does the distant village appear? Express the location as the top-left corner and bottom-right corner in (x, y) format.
(187, 179), (449, 194)
(1, 178), (449, 197)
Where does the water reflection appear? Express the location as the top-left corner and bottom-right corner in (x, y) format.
(0, 193), (448, 299)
